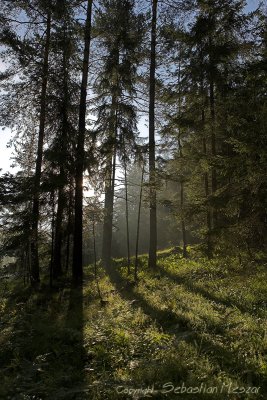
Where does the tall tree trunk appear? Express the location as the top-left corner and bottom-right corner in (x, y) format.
(30, 8), (51, 285)
(53, 186), (65, 278)
(148, 0), (158, 269)
(102, 157), (113, 269)
(49, 190), (55, 287)
(134, 162), (145, 282)
(102, 92), (118, 269)
(210, 80), (217, 190)
(177, 60), (187, 258)
(53, 21), (69, 279)
(202, 111), (212, 258)
(123, 155), (130, 274)
(72, 0), (93, 283)
(92, 213), (97, 280)
(65, 186), (73, 272)
(177, 142), (187, 258)
(209, 37), (217, 228)
(200, 59), (213, 258)
(28, 239), (32, 284)
(102, 146), (116, 269)
(180, 178), (187, 258)
(210, 78), (217, 229)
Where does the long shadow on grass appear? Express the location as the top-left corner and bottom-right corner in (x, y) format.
(105, 264), (267, 395)
(56, 282), (86, 399)
(0, 283), (59, 398)
(0, 280), (86, 400)
(156, 263), (265, 318)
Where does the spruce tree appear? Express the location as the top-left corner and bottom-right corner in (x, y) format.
(93, 0), (144, 269)
(72, 0), (93, 283)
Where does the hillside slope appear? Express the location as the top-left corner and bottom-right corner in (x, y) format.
(0, 251), (267, 399)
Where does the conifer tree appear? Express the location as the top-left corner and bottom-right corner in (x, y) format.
(72, 0), (93, 283)
(31, 2), (52, 284)
(93, 0), (144, 268)
(44, 0), (79, 279)
(148, 0), (158, 269)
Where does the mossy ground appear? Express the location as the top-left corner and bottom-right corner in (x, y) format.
(0, 249), (267, 399)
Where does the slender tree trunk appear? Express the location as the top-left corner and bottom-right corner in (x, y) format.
(102, 93), (118, 269)
(49, 190), (55, 287)
(177, 143), (187, 258)
(102, 157), (113, 268)
(23, 251), (26, 286)
(202, 110), (212, 258)
(23, 250), (27, 286)
(65, 186), (73, 272)
(102, 146), (116, 269)
(28, 240), (31, 284)
(180, 179), (187, 258)
(53, 187), (65, 278)
(210, 79), (217, 229)
(53, 16), (70, 279)
(124, 157), (130, 274)
(92, 213), (97, 280)
(134, 163), (145, 282)
(72, 0), (93, 283)
(200, 59), (213, 258)
(177, 60), (187, 258)
(210, 79), (217, 192)
(24, 239), (31, 285)
(148, 0), (158, 269)
(30, 8), (51, 285)
(209, 36), (217, 228)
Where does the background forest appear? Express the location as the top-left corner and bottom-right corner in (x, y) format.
(0, 0), (266, 283)
(0, 1), (267, 399)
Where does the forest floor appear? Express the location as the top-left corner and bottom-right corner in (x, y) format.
(0, 249), (267, 399)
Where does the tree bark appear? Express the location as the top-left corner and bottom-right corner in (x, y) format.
(148, 0), (158, 269)
(30, 7), (51, 285)
(49, 190), (55, 287)
(53, 19), (69, 279)
(72, 0), (93, 284)
(92, 213), (97, 280)
(102, 90), (118, 269)
(177, 60), (187, 258)
(53, 187), (65, 278)
(134, 163), (145, 282)
(180, 179), (187, 258)
(210, 79), (217, 194)
(123, 155), (130, 274)
(202, 111), (212, 258)
(209, 36), (217, 228)
(210, 78), (217, 229)
(102, 146), (116, 269)
(65, 186), (73, 272)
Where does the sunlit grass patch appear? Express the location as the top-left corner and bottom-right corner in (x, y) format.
(1, 252), (267, 399)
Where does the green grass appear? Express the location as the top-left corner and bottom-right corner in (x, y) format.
(0, 250), (267, 399)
